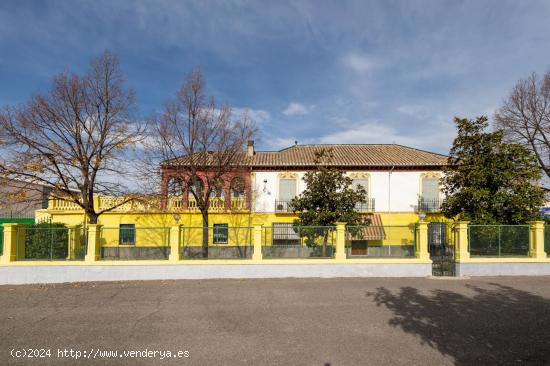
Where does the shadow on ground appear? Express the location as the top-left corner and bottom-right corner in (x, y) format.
(368, 283), (550, 365)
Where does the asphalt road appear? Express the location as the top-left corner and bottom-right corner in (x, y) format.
(1, 276), (550, 365)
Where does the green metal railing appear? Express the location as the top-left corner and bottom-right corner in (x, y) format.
(181, 226), (253, 259)
(345, 225), (416, 258)
(15, 226), (87, 261)
(99, 227), (170, 260)
(468, 225), (530, 257)
(263, 225), (336, 259)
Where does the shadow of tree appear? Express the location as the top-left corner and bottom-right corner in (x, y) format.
(368, 283), (550, 365)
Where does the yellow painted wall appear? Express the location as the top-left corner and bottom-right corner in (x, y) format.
(35, 208), (449, 249)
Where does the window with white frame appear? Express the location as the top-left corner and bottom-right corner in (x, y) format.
(278, 178), (296, 201)
(352, 178), (369, 196)
(421, 178), (439, 201)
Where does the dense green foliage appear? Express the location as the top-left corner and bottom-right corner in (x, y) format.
(469, 225), (530, 256)
(290, 149), (367, 252)
(441, 116), (544, 224)
(291, 149), (367, 227)
(24, 222), (68, 260)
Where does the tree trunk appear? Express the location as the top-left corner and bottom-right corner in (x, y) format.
(88, 210), (99, 225)
(201, 210), (209, 258)
(322, 231), (328, 257)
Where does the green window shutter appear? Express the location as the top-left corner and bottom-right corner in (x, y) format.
(279, 179), (296, 201)
(422, 178), (439, 200)
(119, 224), (136, 245)
(213, 224), (228, 244)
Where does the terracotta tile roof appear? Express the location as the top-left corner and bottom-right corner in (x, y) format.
(167, 144), (449, 169)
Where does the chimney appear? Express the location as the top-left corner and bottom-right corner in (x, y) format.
(247, 140), (255, 157)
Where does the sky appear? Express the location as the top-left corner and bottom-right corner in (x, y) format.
(1, 0), (550, 154)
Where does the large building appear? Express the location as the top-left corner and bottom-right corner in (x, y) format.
(158, 142), (449, 222)
(41, 142), (450, 224)
(0, 178), (51, 220)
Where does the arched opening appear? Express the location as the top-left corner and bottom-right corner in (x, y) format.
(230, 176), (246, 209)
(187, 177), (205, 209)
(166, 176), (183, 209)
(209, 178), (226, 210)
(167, 177), (183, 196)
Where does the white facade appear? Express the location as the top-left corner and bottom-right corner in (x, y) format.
(252, 170), (443, 213)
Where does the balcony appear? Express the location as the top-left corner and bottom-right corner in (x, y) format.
(275, 200), (295, 213)
(354, 198), (376, 212)
(417, 198), (442, 213)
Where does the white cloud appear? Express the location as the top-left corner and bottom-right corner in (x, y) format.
(342, 53), (374, 73)
(318, 120), (455, 153)
(233, 107), (270, 125)
(283, 102), (315, 116)
(397, 104), (430, 119)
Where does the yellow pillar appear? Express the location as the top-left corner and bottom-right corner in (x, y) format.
(454, 221), (470, 261)
(16, 225), (27, 261)
(416, 221), (430, 260)
(169, 225), (182, 262)
(528, 221), (546, 259)
(85, 224), (102, 263)
(1, 223), (24, 263)
(252, 225), (263, 262)
(335, 222), (347, 261)
(66, 225), (80, 260)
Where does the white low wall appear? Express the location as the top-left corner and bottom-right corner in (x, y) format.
(0, 263), (432, 285)
(456, 262), (550, 276)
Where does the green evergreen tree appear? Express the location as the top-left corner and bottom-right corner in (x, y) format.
(290, 148), (367, 255)
(441, 116), (544, 224)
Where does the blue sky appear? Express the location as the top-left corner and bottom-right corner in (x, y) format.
(1, 0), (550, 154)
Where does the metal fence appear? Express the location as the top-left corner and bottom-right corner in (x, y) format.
(262, 225), (336, 258)
(417, 198), (442, 213)
(0, 226), (3, 256)
(354, 199), (376, 212)
(181, 226), (253, 259)
(15, 226), (87, 261)
(99, 227), (170, 260)
(468, 225), (530, 257)
(345, 225), (416, 258)
(274, 200), (294, 213)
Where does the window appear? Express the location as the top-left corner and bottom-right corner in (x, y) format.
(421, 178), (439, 200)
(272, 223), (300, 246)
(119, 224), (136, 245)
(213, 224), (228, 244)
(278, 178), (297, 201)
(352, 178), (369, 196)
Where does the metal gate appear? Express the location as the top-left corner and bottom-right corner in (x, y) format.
(428, 222), (455, 276)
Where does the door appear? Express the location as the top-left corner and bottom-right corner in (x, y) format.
(428, 222), (455, 276)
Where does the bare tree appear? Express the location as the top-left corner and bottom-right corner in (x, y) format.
(153, 69), (255, 257)
(0, 51), (143, 224)
(495, 71), (550, 190)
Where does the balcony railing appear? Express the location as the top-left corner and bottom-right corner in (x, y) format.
(48, 196), (248, 212)
(417, 198), (442, 213)
(354, 198), (375, 212)
(275, 200), (295, 213)
(230, 198), (247, 210)
(188, 198), (248, 211)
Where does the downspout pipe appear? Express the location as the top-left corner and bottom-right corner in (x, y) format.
(388, 165), (395, 227)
